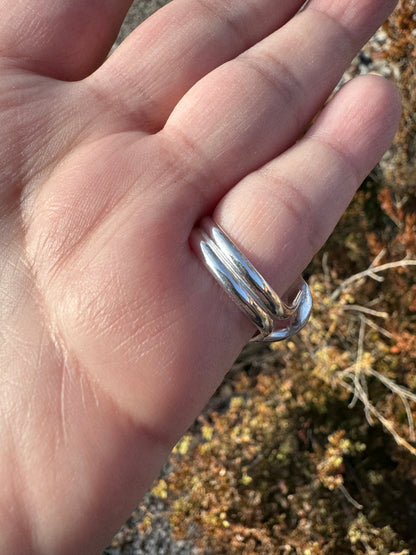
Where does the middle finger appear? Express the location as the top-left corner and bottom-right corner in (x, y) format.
(161, 0), (396, 209)
(92, 0), (305, 131)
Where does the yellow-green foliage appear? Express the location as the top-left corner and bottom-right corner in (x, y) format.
(157, 267), (416, 552)
(383, 0), (416, 191)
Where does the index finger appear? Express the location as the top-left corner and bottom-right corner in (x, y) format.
(0, 0), (132, 80)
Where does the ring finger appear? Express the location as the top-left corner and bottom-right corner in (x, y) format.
(212, 75), (400, 311)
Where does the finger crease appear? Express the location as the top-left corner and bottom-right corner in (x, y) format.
(192, 0), (253, 53)
(308, 134), (361, 187)
(305, 6), (355, 55)
(236, 52), (305, 130)
(85, 71), (157, 134)
(258, 168), (324, 255)
(160, 126), (225, 213)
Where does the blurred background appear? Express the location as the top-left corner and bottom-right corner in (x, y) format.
(105, 1), (416, 553)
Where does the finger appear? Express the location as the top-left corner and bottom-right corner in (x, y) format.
(161, 0), (397, 206)
(93, 0), (305, 131)
(0, 0), (132, 80)
(213, 75), (401, 298)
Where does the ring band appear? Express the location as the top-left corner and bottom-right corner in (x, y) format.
(191, 218), (312, 342)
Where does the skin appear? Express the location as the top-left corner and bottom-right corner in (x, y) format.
(0, 0), (401, 553)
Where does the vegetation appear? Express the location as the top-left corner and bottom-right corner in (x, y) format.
(110, 2), (416, 553)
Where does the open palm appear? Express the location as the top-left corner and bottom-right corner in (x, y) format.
(0, 0), (400, 553)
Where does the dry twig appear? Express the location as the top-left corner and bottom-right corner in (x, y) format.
(330, 258), (416, 301)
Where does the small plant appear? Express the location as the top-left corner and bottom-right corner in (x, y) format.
(382, 0), (416, 191)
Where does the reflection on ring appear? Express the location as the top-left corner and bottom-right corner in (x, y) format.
(192, 217), (312, 343)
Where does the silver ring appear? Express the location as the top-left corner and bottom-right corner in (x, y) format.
(191, 218), (312, 342)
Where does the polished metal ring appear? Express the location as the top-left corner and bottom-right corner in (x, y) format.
(191, 217), (312, 342)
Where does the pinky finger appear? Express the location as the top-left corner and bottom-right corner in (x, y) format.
(213, 75), (401, 302)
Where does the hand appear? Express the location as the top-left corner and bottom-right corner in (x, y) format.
(0, 0), (400, 553)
